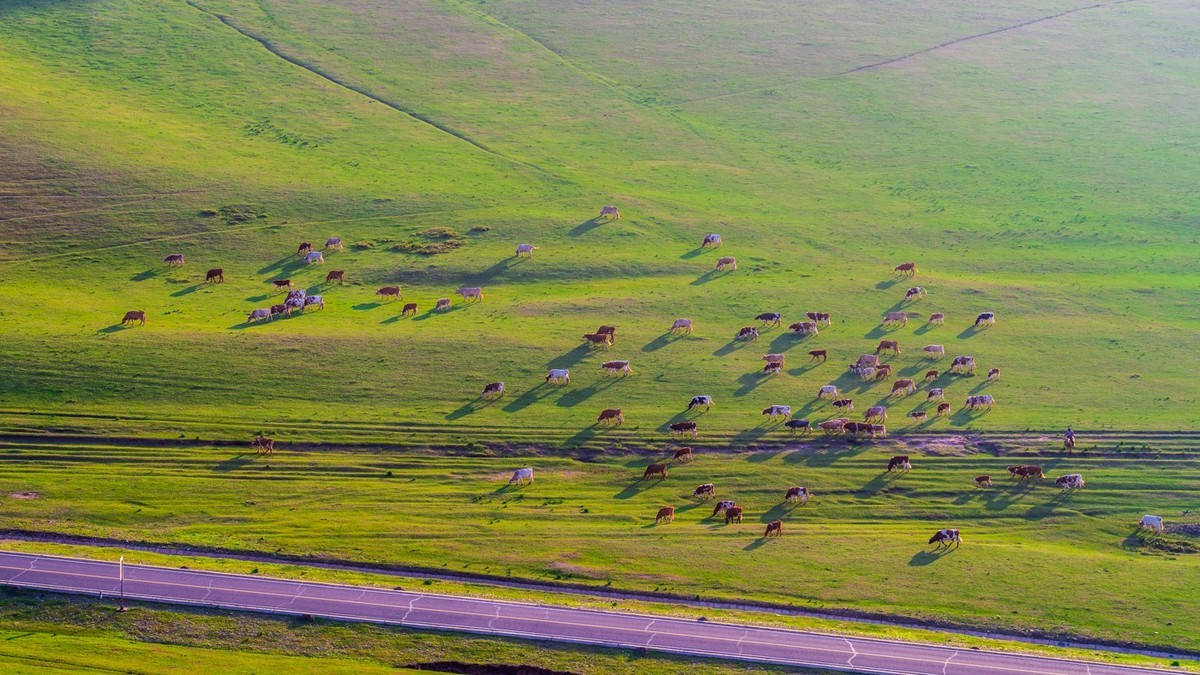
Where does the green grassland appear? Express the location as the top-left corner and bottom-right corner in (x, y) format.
(1, 0), (1198, 443)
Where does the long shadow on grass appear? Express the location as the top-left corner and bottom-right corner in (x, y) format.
(767, 332), (806, 354)
(743, 537), (773, 551)
(214, 453), (258, 472)
(171, 284), (204, 297)
(97, 324), (134, 334)
(733, 371), (770, 398)
(680, 247), (706, 260)
(913, 322), (940, 336)
(731, 423), (774, 445)
(461, 257), (519, 286)
(555, 379), (615, 407)
(875, 278), (901, 290)
(614, 475), (666, 500)
(909, 548), (954, 566)
(569, 218), (603, 237)
(353, 302), (383, 311)
(715, 339), (753, 358)
(546, 344), (596, 371)
(446, 397), (495, 420)
(131, 269), (160, 282)
(857, 471), (906, 498)
(957, 324), (988, 339)
(413, 305), (465, 321)
(502, 383), (556, 413)
(258, 254), (305, 275)
(690, 270), (722, 286)
(642, 332), (685, 353)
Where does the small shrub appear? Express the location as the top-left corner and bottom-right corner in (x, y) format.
(198, 209), (218, 217)
(417, 226), (461, 240)
(469, 225), (490, 233)
(351, 240), (376, 250)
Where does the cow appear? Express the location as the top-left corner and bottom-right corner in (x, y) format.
(283, 297), (306, 313)
(600, 205), (620, 219)
(324, 236), (343, 251)
(950, 356), (976, 374)
(762, 353), (786, 365)
(711, 500), (736, 517)
(785, 418), (811, 434)
(286, 289), (307, 303)
(715, 256), (737, 271)
(688, 395), (714, 411)
(849, 366), (872, 381)
(1016, 465), (1045, 482)
(376, 286), (402, 300)
(891, 379), (917, 396)
(806, 311), (832, 326)
(583, 332), (613, 349)
(910, 410), (928, 422)
(692, 483), (716, 499)
(923, 345), (945, 359)
(515, 243), (540, 258)
(843, 421), (869, 436)
(670, 318), (693, 334)
(655, 506), (675, 524)
(894, 262), (918, 276)
(401, 302), (418, 316)
(701, 233), (721, 248)
(435, 298), (452, 311)
(163, 253), (185, 266)
(762, 405), (791, 421)
(1006, 466), (1023, 479)
(926, 388), (945, 402)
(819, 418), (848, 434)
(925, 370), (939, 381)
(598, 408), (624, 426)
(305, 251), (324, 265)
(929, 529), (961, 548)
(482, 382), (505, 400)
(325, 270), (345, 284)
(871, 423), (888, 438)
(876, 340), (901, 355)
(670, 421), (698, 438)
(764, 520), (783, 537)
(937, 402), (951, 416)
(509, 468), (534, 486)
(596, 325), (617, 340)
(545, 369), (570, 385)
(297, 242), (312, 256)
(832, 398), (854, 412)
(855, 354), (881, 368)
(789, 321), (818, 336)
(1139, 515), (1164, 534)
(673, 447), (693, 462)
(251, 436), (274, 455)
(869, 364), (892, 381)
(809, 349), (828, 362)
(269, 303), (291, 318)
(303, 295), (324, 310)
(1055, 474), (1086, 492)
(905, 286), (927, 301)
(973, 475), (993, 488)
(724, 506), (744, 524)
(642, 463), (668, 480)
(818, 385), (838, 399)
(247, 308), (270, 323)
(601, 360), (633, 377)
(273, 278), (293, 291)
(987, 368), (1001, 381)
(456, 287), (484, 302)
(785, 486), (810, 505)
(928, 312), (945, 325)
(865, 406), (888, 422)
(883, 312), (912, 327)
(205, 268), (224, 283)
(975, 311), (996, 327)
(737, 326), (759, 341)
(121, 310), (146, 326)
(965, 394), (995, 410)
(754, 312), (781, 327)
(763, 361), (782, 375)
(887, 455), (910, 472)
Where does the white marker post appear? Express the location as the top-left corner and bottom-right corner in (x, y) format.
(118, 555), (126, 612)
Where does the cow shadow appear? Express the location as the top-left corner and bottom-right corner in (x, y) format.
(768, 333), (802, 353)
(732, 371), (769, 398)
(413, 306), (464, 321)
(957, 325), (985, 339)
(950, 407), (987, 425)
(569, 217), (603, 237)
(170, 284), (204, 297)
(794, 442), (870, 467)
(787, 361), (822, 377)
(655, 410), (699, 432)
(502, 383), (555, 413)
(258, 255), (303, 275)
(546, 344), (595, 370)
(97, 324), (132, 334)
(690, 270), (721, 286)
(246, 292), (277, 303)
(380, 314), (404, 325)
(731, 424), (773, 445)
(913, 322), (938, 336)
(743, 537), (772, 551)
(614, 476), (665, 500)
(857, 472), (904, 498)
(758, 502), (796, 523)
(446, 396), (495, 420)
(909, 548), (954, 566)
(680, 247), (706, 260)
(969, 380), (994, 394)
(875, 279), (901, 290)
(213, 453), (258, 473)
(555, 379), (614, 407)
(565, 426), (598, 448)
(713, 339), (753, 357)
(131, 269), (160, 282)
(642, 332), (683, 353)
(353, 302), (382, 311)
(462, 258), (519, 286)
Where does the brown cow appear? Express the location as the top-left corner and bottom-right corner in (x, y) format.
(887, 455), (911, 472)
(873, 364), (894, 380)
(988, 368), (1001, 381)
(819, 418), (848, 434)
(808, 349), (828, 362)
(401, 302), (418, 316)
(1006, 465), (1023, 478)
(785, 486), (810, 505)
(252, 435), (274, 455)
(269, 303), (291, 318)
(376, 286), (402, 300)
(876, 340), (901, 355)
(724, 506), (744, 524)
(891, 378), (916, 396)
(642, 463), (668, 480)
(655, 506), (675, 524)
(937, 402), (951, 416)
(121, 310), (146, 326)
(715, 256), (737, 271)
(894, 262), (918, 276)
(584, 332), (613, 349)
(1016, 465), (1045, 482)
(273, 279), (293, 291)
(789, 321), (818, 336)
(297, 242), (312, 256)
(764, 520), (783, 537)
(925, 369), (939, 381)
(910, 410), (928, 422)
(669, 421), (698, 438)
(928, 312), (945, 325)
(596, 325), (617, 340)
(205, 268), (224, 283)
(806, 311), (832, 326)
(163, 253), (185, 266)
(435, 298), (452, 310)
(598, 408), (624, 426)
(481, 382), (505, 399)
(673, 447), (693, 462)
(975, 475), (992, 488)
(325, 270), (345, 284)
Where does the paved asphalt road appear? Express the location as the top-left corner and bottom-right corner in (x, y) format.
(0, 551), (1175, 675)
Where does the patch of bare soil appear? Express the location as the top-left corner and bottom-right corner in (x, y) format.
(1167, 523), (1200, 538)
(907, 435), (982, 456)
(7, 492), (40, 499)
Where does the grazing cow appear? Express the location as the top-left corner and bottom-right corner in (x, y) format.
(1016, 465), (1045, 482)
(325, 270), (345, 284)
(715, 256), (737, 271)
(711, 500), (736, 517)
(910, 410), (928, 422)
(926, 388), (945, 402)
(515, 243), (540, 258)
(887, 455), (910, 472)
(401, 302), (418, 316)
(121, 310), (146, 326)
(873, 363), (894, 380)
(596, 325), (617, 339)
(724, 506), (744, 524)
(305, 251), (324, 265)
(854, 366), (876, 381)
(965, 394), (995, 410)
(785, 418), (811, 434)
(855, 354), (881, 368)
(937, 402), (951, 416)
(324, 237), (343, 251)
(701, 233), (721, 248)
(247, 308), (270, 323)
(303, 295), (324, 310)
(670, 421), (698, 438)
(655, 506), (675, 524)
(876, 340), (901, 355)
(883, 312), (912, 327)
(1055, 473), (1086, 491)
(819, 418), (848, 435)
(987, 368), (1001, 381)
(923, 345), (945, 359)
(950, 356), (976, 374)
(865, 406), (888, 422)
(929, 529), (961, 548)
(809, 349), (828, 362)
(905, 286), (927, 301)
(806, 311), (832, 326)
(601, 360), (633, 377)
(975, 311), (996, 327)
(761, 353), (786, 366)
(456, 287), (484, 302)
(737, 326), (759, 341)
(545, 369), (570, 385)
(251, 436), (274, 455)
(269, 303), (291, 318)
(435, 298), (452, 310)
(286, 289), (307, 303)
(509, 468), (534, 486)
(894, 262), (918, 276)
(273, 278), (293, 291)
(843, 421), (868, 436)
(925, 370), (940, 381)
(833, 398), (854, 412)
(600, 205), (620, 219)
(673, 447), (693, 462)
(871, 423), (888, 438)
(974, 475), (992, 487)
(789, 321), (819, 336)
(928, 312), (945, 325)
(692, 483), (716, 499)
(1139, 515), (1164, 534)
(482, 382), (505, 400)
(818, 385), (838, 400)
(762, 361), (782, 375)
(642, 463), (668, 480)
(283, 297), (303, 312)
(297, 242), (312, 256)
(598, 408), (624, 426)
(376, 286), (402, 300)
(583, 332), (613, 349)
(762, 405), (792, 421)
(755, 312), (782, 327)
(670, 318), (693, 334)
(764, 520), (783, 537)
(205, 268), (224, 283)
(891, 379), (917, 396)
(688, 395), (714, 411)
(785, 486), (810, 505)
(163, 253), (185, 266)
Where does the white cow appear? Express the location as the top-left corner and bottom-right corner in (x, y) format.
(247, 308), (270, 323)
(515, 244), (540, 258)
(865, 406), (888, 422)
(509, 468), (534, 486)
(702, 233), (722, 248)
(305, 251), (324, 264)
(818, 385), (838, 399)
(1139, 515), (1164, 534)
(926, 388), (945, 402)
(923, 345), (945, 358)
(325, 237), (343, 251)
(855, 366), (876, 381)
(1055, 473), (1085, 491)
(951, 356), (976, 374)
(762, 405), (792, 421)
(304, 295), (324, 310)
(545, 369), (570, 385)
(688, 395), (714, 411)
(601, 360), (632, 377)
(670, 318), (693, 334)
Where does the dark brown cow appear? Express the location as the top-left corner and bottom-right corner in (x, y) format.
(887, 455), (911, 472)
(1016, 465), (1045, 482)
(252, 436), (274, 455)
(376, 286), (402, 300)
(764, 520), (783, 537)
(642, 463), (668, 480)
(910, 410), (928, 422)
(326, 270), (345, 283)
(806, 311), (831, 326)
(975, 475), (992, 487)
(297, 242), (312, 256)
(808, 349), (828, 362)
(596, 325), (617, 340)
(894, 262), (918, 276)
(891, 378), (917, 396)
(270, 303), (291, 318)
(874, 364), (893, 380)
(163, 253), (185, 266)
(205, 268), (224, 283)
(669, 421), (698, 438)
(937, 402), (951, 416)
(876, 340), (901, 355)
(925, 369), (939, 381)
(673, 447), (693, 462)
(401, 302), (418, 316)
(121, 310), (146, 326)
(583, 332), (613, 348)
(273, 279), (293, 291)
(655, 506), (675, 524)
(1006, 465), (1023, 478)
(724, 506), (744, 524)
(598, 408), (624, 426)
